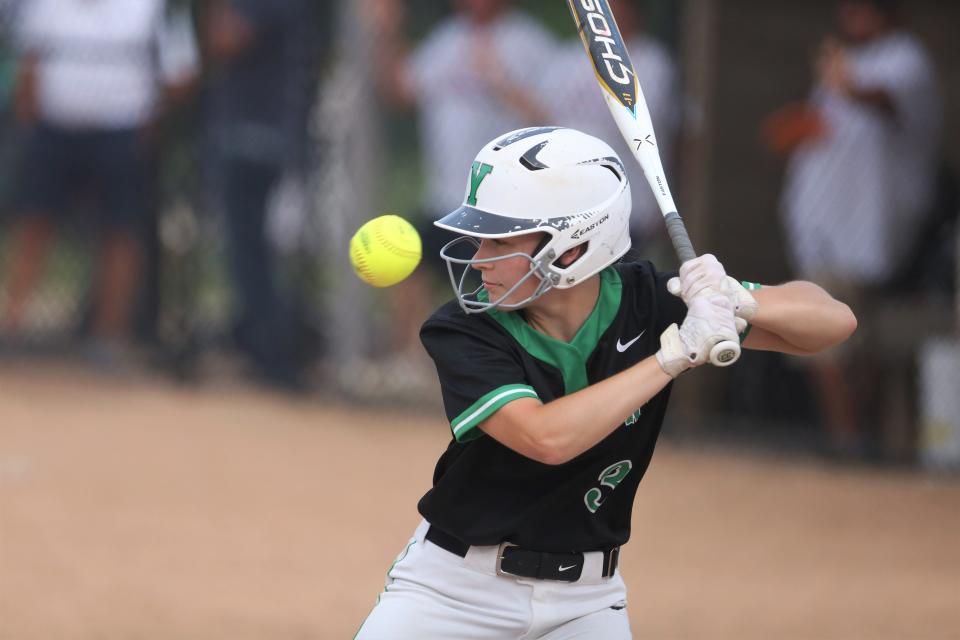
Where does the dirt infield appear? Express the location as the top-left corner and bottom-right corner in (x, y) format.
(1, 362), (958, 640)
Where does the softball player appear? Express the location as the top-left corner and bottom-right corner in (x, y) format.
(356, 128), (856, 639)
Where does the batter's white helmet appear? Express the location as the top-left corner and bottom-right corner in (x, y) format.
(436, 126), (632, 313)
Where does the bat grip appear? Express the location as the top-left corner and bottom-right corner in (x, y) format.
(663, 212), (741, 366)
(664, 211), (697, 264)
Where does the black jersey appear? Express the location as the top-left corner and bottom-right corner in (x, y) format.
(418, 261), (687, 552)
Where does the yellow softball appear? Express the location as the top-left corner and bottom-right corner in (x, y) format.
(349, 215), (422, 287)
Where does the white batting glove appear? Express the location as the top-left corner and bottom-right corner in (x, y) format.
(656, 294), (739, 378)
(667, 254), (727, 302)
(668, 260), (759, 334)
(719, 276), (759, 324)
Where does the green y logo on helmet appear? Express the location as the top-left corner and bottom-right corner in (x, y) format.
(467, 162), (494, 206)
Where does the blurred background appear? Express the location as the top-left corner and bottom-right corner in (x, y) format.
(0, 0), (958, 463)
(0, 1), (958, 638)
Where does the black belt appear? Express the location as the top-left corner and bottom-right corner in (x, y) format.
(425, 525), (619, 583)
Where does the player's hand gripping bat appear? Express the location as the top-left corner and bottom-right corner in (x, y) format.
(566, 0), (741, 367)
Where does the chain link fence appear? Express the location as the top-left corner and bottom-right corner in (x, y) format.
(0, 0), (956, 468)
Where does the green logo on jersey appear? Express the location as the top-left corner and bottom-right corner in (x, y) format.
(584, 460), (633, 514)
(467, 161), (494, 206)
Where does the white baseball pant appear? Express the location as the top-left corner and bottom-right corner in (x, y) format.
(355, 520), (632, 639)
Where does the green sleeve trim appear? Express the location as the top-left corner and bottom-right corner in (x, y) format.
(450, 384), (539, 442)
(739, 323), (753, 342)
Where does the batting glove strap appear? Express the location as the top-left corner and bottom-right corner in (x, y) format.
(723, 276), (759, 321)
(656, 323), (695, 378)
(735, 280), (761, 341)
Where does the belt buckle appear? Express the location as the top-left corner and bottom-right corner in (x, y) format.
(495, 541), (518, 577)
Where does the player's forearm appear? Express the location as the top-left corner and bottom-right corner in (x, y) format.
(524, 357), (672, 464)
(749, 281), (857, 353)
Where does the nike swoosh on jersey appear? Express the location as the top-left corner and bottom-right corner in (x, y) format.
(558, 564), (578, 572)
(615, 331), (645, 353)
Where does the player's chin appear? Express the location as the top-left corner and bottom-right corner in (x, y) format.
(484, 285), (512, 306)
(488, 290), (532, 310)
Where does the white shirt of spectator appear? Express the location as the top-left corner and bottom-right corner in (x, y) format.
(546, 34), (679, 241)
(409, 11), (556, 215)
(781, 31), (941, 286)
(18, 0), (198, 129)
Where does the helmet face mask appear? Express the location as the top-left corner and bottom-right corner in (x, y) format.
(439, 235), (559, 314)
(435, 127), (632, 314)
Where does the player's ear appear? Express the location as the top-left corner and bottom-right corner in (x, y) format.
(557, 243), (586, 268)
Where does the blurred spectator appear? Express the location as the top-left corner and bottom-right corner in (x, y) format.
(0, 0), (22, 108)
(364, 0), (554, 383)
(546, 0), (680, 254)
(203, 0), (312, 390)
(0, 0), (24, 193)
(764, 0), (942, 457)
(0, 0), (198, 364)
